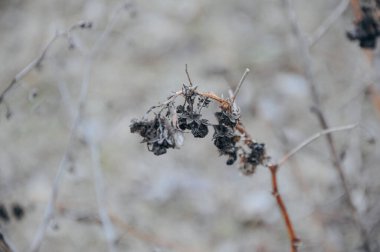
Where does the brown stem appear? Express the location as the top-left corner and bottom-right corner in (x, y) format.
(350, 0), (362, 22)
(268, 164), (299, 252)
(235, 121), (253, 144)
(195, 91), (231, 110)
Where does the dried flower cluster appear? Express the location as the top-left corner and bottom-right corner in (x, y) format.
(130, 81), (267, 175)
(347, 6), (380, 49)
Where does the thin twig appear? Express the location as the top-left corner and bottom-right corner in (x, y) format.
(0, 32), (59, 105)
(278, 124), (358, 167)
(308, 0), (350, 47)
(185, 64), (193, 87)
(232, 68), (250, 104)
(29, 4), (128, 252)
(0, 21), (90, 105)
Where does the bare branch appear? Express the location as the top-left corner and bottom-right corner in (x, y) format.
(277, 123), (358, 167)
(89, 140), (118, 252)
(308, 0), (350, 48)
(0, 21), (91, 106)
(29, 4), (128, 251)
(232, 68), (250, 104)
(283, 0), (372, 250)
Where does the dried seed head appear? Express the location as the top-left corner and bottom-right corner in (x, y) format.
(190, 120), (209, 138)
(247, 142), (266, 166)
(215, 111), (238, 128)
(130, 115), (178, 155)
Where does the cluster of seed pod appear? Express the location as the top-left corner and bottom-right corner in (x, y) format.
(130, 82), (267, 175)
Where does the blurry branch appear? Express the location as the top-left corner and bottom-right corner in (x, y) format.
(28, 22), (94, 252)
(29, 3), (132, 252)
(308, 0), (350, 47)
(0, 232), (13, 252)
(57, 81), (76, 124)
(267, 123), (357, 252)
(283, 0), (372, 251)
(89, 140), (118, 252)
(0, 21), (91, 106)
(109, 214), (200, 252)
(57, 206), (200, 252)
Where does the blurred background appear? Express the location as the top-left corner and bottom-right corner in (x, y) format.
(0, 0), (380, 251)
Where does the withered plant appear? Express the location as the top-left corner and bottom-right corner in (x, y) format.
(130, 67), (266, 175)
(130, 66), (357, 252)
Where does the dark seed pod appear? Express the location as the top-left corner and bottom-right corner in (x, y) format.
(247, 142), (266, 166)
(191, 121), (209, 138)
(131, 115), (178, 156)
(178, 117), (188, 130)
(150, 142), (168, 156)
(215, 111), (237, 128)
(130, 120), (151, 138)
(226, 152), (237, 165)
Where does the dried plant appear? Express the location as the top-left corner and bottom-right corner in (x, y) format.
(130, 67), (266, 175)
(130, 67), (359, 252)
